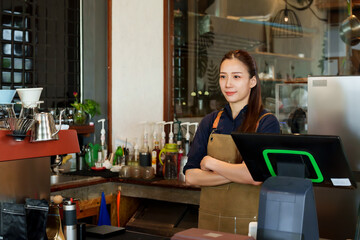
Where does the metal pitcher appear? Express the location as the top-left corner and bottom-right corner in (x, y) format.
(30, 109), (64, 142)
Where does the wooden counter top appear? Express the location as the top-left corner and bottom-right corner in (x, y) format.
(51, 174), (200, 192)
(51, 174), (201, 206)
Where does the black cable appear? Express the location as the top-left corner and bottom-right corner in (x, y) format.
(309, 6), (328, 22)
(285, 0), (328, 22)
(285, 0), (314, 11)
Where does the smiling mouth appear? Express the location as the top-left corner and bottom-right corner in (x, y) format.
(225, 91), (236, 96)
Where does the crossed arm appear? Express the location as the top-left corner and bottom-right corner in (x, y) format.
(185, 155), (262, 187)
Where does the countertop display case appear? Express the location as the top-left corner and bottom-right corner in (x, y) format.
(275, 83), (308, 134)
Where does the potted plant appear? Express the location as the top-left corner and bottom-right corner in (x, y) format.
(82, 99), (101, 121)
(71, 92), (101, 125)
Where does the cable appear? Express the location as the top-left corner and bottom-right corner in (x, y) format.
(309, 6), (328, 22)
(285, 0), (314, 11)
(285, 0), (328, 22)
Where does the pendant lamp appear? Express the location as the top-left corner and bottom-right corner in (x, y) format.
(272, 1), (303, 38)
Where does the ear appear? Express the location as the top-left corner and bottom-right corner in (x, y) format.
(250, 76), (257, 88)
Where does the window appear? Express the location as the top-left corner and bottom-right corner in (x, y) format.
(167, 0), (359, 133)
(0, 0), (80, 109)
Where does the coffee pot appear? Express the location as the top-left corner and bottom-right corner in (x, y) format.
(30, 109), (64, 142)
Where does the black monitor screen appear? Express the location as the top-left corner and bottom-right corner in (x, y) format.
(231, 133), (357, 189)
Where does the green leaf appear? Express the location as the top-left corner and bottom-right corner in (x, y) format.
(83, 99), (101, 119)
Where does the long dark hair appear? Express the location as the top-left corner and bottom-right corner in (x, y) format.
(220, 50), (264, 132)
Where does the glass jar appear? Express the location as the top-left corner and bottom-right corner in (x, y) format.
(66, 107), (74, 125)
(73, 108), (87, 125)
(159, 143), (178, 180)
(57, 108), (66, 124)
(48, 108), (57, 121)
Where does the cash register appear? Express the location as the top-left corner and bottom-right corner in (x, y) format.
(231, 133), (357, 240)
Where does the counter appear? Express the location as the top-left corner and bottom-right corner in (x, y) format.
(50, 173), (200, 233)
(51, 174), (200, 205)
(50, 171), (360, 239)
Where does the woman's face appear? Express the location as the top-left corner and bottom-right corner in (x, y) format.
(219, 58), (257, 105)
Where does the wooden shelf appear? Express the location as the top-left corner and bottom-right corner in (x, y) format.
(316, 0), (360, 10)
(69, 124), (95, 135)
(260, 78), (308, 83)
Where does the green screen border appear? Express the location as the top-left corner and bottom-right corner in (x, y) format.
(262, 149), (324, 183)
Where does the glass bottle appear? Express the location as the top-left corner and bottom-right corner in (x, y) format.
(152, 141), (161, 176)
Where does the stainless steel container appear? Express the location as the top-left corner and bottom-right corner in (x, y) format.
(63, 201), (77, 240)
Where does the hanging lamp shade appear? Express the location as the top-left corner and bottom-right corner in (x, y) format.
(272, 4), (303, 38)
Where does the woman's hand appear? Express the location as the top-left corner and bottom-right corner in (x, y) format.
(200, 155), (217, 171)
(201, 157), (262, 186)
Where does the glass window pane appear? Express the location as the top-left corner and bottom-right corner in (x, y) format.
(25, 59), (32, 70)
(25, 4), (32, 15)
(2, 57), (12, 69)
(14, 30), (23, 41)
(25, 31), (31, 42)
(14, 58), (22, 69)
(24, 45), (32, 57)
(24, 17), (31, 28)
(1, 72), (11, 83)
(2, 0), (12, 13)
(14, 5), (23, 15)
(14, 72), (22, 83)
(1, 15), (12, 27)
(14, 44), (23, 56)
(2, 29), (12, 40)
(25, 72), (32, 84)
(3, 44), (11, 55)
(13, 16), (23, 28)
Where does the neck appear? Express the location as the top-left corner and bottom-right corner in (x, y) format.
(229, 101), (247, 119)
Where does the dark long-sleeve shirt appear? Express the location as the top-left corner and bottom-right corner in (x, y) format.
(183, 104), (280, 173)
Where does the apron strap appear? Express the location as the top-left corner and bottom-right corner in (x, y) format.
(255, 112), (273, 131)
(212, 110), (273, 131)
(212, 110), (224, 129)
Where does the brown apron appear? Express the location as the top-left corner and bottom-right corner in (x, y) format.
(198, 111), (271, 235)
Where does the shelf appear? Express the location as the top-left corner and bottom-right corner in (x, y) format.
(69, 124), (95, 135)
(260, 78), (308, 83)
(316, 0), (360, 10)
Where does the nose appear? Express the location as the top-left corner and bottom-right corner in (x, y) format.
(225, 77), (232, 87)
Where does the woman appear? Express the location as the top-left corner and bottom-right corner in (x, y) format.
(184, 50), (280, 235)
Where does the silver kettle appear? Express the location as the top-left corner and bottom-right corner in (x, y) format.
(30, 109), (64, 142)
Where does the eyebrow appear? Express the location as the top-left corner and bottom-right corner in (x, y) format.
(220, 72), (244, 74)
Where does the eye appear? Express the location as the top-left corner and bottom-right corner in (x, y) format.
(234, 75), (241, 79)
(219, 75), (226, 79)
